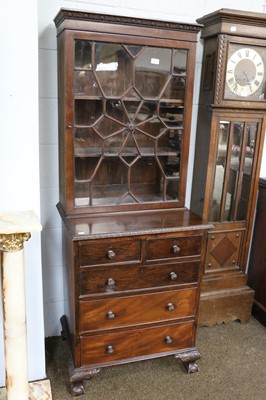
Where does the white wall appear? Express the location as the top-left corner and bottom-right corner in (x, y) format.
(0, 0), (46, 386)
(38, 0), (266, 338)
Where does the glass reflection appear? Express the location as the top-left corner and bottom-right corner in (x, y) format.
(94, 43), (133, 97)
(236, 122), (257, 220)
(135, 47), (171, 98)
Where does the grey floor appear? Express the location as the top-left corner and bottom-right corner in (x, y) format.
(46, 317), (266, 400)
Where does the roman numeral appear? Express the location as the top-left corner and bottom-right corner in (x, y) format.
(233, 83), (238, 92)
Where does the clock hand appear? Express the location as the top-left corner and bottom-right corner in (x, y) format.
(243, 71), (252, 85)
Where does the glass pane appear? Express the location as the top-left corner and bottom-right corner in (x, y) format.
(95, 43), (133, 97)
(223, 122), (244, 221)
(159, 102), (183, 127)
(75, 128), (102, 157)
(166, 178), (179, 200)
(210, 121), (230, 222)
(157, 155), (180, 178)
(94, 116), (124, 138)
(137, 117), (166, 138)
(158, 130), (182, 153)
(75, 41), (92, 68)
(106, 100), (128, 123)
(130, 158), (163, 201)
(173, 49), (187, 75)
(91, 158), (128, 205)
(103, 131), (127, 155)
(74, 182), (90, 207)
(161, 76), (186, 101)
(135, 47), (171, 98)
(75, 100), (102, 125)
(75, 156), (101, 181)
(134, 101), (157, 124)
(74, 70), (102, 96)
(236, 122), (257, 220)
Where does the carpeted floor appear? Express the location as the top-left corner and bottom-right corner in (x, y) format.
(46, 317), (266, 400)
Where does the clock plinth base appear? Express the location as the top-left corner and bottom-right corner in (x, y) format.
(199, 286), (254, 326)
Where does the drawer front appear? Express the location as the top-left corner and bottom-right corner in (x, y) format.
(147, 236), (202, 261)
(79, 239), (141, 266)
(79, 288), (196, 332)
(79, 262), (200, 296)
(80, 321), (194, 365)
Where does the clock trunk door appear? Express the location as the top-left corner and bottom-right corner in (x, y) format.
(204, 114), (262, 224)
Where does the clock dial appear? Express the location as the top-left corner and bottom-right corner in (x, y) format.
(226, 47), (264, 98)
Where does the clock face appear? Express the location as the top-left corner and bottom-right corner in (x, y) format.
(224, 44), (266, 101)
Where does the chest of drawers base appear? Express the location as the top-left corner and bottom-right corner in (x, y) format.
(59, 209), (210, 396)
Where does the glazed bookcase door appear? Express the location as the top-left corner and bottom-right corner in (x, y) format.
(62, 34), (193, 214)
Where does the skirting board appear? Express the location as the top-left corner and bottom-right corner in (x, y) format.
(0, 379), (52, 400)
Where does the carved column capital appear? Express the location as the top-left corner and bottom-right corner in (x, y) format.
(0, 232), (31, 252)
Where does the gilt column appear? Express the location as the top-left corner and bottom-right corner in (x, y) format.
(0, 211), (42, 400)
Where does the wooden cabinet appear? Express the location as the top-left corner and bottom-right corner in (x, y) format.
(191, 9), (266, 326)
(54, 9), (210, 396)
(248, 178), (266, 326)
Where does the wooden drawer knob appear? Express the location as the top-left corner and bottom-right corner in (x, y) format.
(107, 278), (116, 287)
(167, 303), (176, 311)
(107, 345), (115, 354)
(172, 245), (181, 254)
(169, 271), (177, 280)
(165, 335), (173, 344)
(107, 250), (116, 259)
(106, 310), (116, 320)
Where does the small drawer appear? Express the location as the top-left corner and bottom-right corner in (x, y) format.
(79, 288), (196, 332)
(147, 236), (202, 261)
(79, 239), (141, 266)
(80, 321), (194, 365)
(79, 262), (200, 296)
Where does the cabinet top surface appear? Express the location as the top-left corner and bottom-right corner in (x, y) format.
(58, 206), (212, 240)
(54, 8), (201, 35)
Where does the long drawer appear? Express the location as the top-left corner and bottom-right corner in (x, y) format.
(80, 321), (194, 365)
(79, 262), (200, 296)
(79, 288), (196, 332)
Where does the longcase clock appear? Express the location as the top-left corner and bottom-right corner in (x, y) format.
(191, 9), (266, 326)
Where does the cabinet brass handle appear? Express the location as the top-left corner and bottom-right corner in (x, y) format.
(107, 278), (116, 287)
(107, 345), (114, 354)
(172, 245), (181, 254)
(165, 335), (173, 344)
(167, 303), (175, 311)
(106, 310), (116, 320)
(169, 272), (177, 281)
(107, 250), (116, 259)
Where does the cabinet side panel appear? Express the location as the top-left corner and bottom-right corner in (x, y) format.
(62, 225), (80, 366)
(57, 33), (67, 210)
(190, 106), (212, 216)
